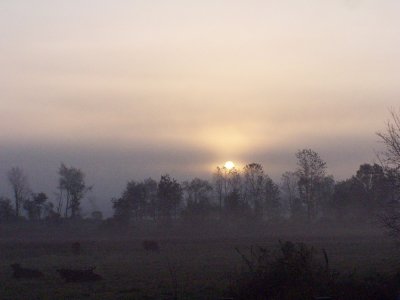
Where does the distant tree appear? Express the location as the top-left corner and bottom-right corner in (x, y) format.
(295, 149), (327, 221)
(23, 192), (52, 221)
(227, 167), (242, 196)
(0, 197), (15, 222)
(224, 189), (245, 218)
(112, 178), (158, 223)
(121, 181), (147, 219)
(182, 178), (213, 220)
(143, 178), (158, 220)
(377, 108), (400, 170)
(157, 174), (182, 219)
(112, 196), (132, 224)
(213, 166), (225, 212)
(376, 109), (400, 236)
(264, 175), (281, 219)
(57, 163), (91, 218)
(354, 164), (390, 215)
(281, 171), (301, 218)
(243, 163), (265, 218)
(7, 167), (30, 217)
(315, 175), (335, 217)
(330, 164), (393, 221)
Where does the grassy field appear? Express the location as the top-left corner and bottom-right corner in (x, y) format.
(0, 223), (399, 299)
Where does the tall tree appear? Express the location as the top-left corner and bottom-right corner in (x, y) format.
(182, 178), (213, 220)
(58, 163), (91, 218)
(143, 178), (158, 220)
(157, 174), (182, 219)
(23, 192), (53, 221)
(264, 175), (281, 219)
(0, 197), (15, 222)
(7, 167), (30, 217)
(243, 163), (265, 218)
(376, 109), (400, 237)
(295, 149), (327, 221)
(213, 167), (225, 212)
(377, 108), (400, 169)
(213, 165), (241, 213)
(121, 181), (147, 219)
(281, 171), (301, 218)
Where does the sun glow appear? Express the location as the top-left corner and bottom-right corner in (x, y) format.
(224, 161), (235, 170)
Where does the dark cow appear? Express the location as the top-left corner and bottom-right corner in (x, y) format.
(56, 267), (102, 282)
(142, 240), (160, 252)
(11, 263), (44, 279)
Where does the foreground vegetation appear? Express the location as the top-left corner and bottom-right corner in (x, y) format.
(0, 221), (399, 299)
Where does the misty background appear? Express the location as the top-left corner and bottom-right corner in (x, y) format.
(1, 0), (399, 215)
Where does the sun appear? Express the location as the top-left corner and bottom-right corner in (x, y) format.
(224, 161), (235, 170)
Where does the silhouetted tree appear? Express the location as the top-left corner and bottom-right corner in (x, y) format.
(243, 163), (265, 219)
(58, 163), (91, 218)
(376, 109), (400, 236)
(331, 178), (354, 219)
(112, 196), (132, 224)
(121, 181), (147, 219)
(315, 175), (335, 217)
(7, 167), (30, 217)
(157, 174), (182, 219)
(182, 178), (213, 220)
(227, 167), (242, 195)
(0, 197), (15, 222)
(23, 192), (53, 221)
(330, 164), (394, 221)
(224, 189), (245, 218)
(143, 178), (158, 220)
(281, 171), (302, 218)
(377, 108), (400, 169)
(296, 149), (327, 221)
(264, 175), (281, 219)
(213, 166), (225, 212)
(354, 164), (390, 215)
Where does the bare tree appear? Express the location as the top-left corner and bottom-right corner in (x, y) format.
(281, 171), (300, 218)
(7, 167), (30, 217)
(296, 149), (327, 221)
(58, 163), (91, 218)
(377, 108), (400, 170)
(377, 109), (400, 236)
(213, 167), (225, 212)
(243, 163), (265, 218)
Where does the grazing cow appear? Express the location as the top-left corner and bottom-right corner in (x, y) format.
(142, 240), (159, 252)
(11, 263), (44, 279)
(71, 242), (81, 255)
(56, 267), (102, 282)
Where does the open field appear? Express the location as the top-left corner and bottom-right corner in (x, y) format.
(0, 224), (399, 299)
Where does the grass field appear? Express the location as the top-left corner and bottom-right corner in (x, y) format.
(0, 223), (399, 299)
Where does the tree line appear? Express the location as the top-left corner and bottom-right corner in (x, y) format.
(110, 149), (400, 225)
(1, 109), (400, 228)
(0, 163), (92, 222)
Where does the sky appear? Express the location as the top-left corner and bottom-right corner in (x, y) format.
(1, 0), (400, 215)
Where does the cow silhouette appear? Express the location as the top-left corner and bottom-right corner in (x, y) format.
(11, 263), (44, 279)
(56, 267), (102, 282)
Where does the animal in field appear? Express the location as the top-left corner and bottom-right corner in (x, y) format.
(56, 267), (102, 282)
(142, 240), (159, 252)
(10, 263), (44, 279)
(71, 241), (81, 255)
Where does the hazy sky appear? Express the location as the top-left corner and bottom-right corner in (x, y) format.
(1, 1), (399, 214)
